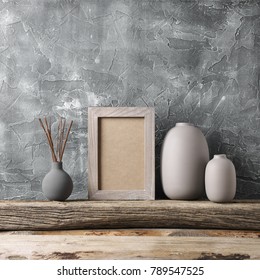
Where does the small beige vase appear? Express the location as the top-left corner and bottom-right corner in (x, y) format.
(161, 123), (209, 199)
(205, 154), (236, 203)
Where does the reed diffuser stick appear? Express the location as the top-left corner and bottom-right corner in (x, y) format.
(60, 120), (73, 161)
(44, 117), (57, 162)
(39, 118), (57, 162)
(56, 118), (61, 160)
(59, 118), (66, 161)
(39, 117), (73, 162)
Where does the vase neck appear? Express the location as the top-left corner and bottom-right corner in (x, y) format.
(52, 162), (63, 169)
(176, 122), (194, 127)
(214, 154), (226, 159)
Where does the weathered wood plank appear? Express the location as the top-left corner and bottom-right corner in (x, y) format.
(0, 200), (259, 230)
(1, 229), (259, 239)
(0, 234), (259, 260)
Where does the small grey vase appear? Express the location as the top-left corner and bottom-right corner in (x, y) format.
(205, 154), (236, 203)
(42, 162), (73, 201)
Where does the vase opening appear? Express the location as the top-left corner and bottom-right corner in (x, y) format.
(175, 122), (194, 127)
(214, 154), (227, 159)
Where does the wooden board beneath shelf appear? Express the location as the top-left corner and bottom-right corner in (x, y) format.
(0, 200), (259, 231)
(0, 229), (259, 260)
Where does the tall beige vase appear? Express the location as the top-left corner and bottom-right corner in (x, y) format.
(161, 123), (209, 199)
(205, 154), (236, 203)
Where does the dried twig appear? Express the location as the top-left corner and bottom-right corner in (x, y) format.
(56, 118), (61, 159)
(60, 120), (73, 161)
(44, 117), (57, 162)
(39, 117), (73, 162)
(59, 118), (66, 161)
(58, 117), (62, 161)
(39, 118), (57, 162)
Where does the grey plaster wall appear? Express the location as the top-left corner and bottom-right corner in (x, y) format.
(0, 0), (260, 199)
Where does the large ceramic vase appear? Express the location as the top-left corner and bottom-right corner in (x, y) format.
(205, 154), (236, 203)
(42, 162), (73, 201)
(161, 123), (209, 199)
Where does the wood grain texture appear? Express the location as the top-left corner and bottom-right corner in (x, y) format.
(88, 107), (155, 200)
(0, 234), (259, 260)
(0, 200), (259, 231)
(1, 229), (259, 238)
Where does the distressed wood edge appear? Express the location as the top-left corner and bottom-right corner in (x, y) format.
(1, 229), (259, 239)
(0, 235), (259, 260)
(0, 200), (259, 230)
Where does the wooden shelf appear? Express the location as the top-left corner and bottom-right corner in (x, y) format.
(0, 200), (259, 231)
(0, 201), (259, 260)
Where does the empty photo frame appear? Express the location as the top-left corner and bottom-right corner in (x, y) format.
(88, 107), (155, 200)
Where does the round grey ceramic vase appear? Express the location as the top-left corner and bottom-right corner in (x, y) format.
(161, 123), (209, 200)
(42, 162), (73, 201)
(205, 154), (236, 203)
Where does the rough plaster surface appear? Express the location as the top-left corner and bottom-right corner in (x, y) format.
(0, 0), (260, 199)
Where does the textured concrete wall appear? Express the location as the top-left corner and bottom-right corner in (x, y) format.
(0, 0), (260, 199)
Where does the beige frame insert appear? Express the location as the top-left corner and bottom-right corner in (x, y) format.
(88, 107), (155, 200)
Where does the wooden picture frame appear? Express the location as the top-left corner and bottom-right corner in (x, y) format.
(88, 107), (155, 200)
